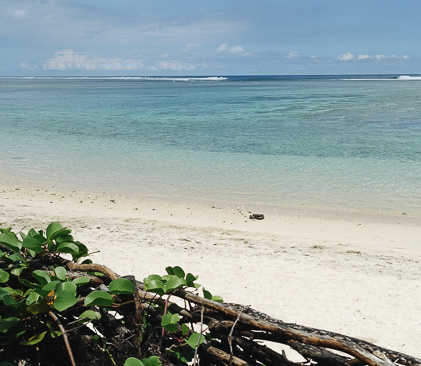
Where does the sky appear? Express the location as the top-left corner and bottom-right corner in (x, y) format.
(1, 0), (421, 76)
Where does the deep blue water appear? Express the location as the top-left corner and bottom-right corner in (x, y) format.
(1, 75), (421, 215)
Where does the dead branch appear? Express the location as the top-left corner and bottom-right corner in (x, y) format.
(34, 258), (421, 366)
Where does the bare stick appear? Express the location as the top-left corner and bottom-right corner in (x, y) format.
(48, 311), (76, 366)
(228, 306), (244, 366)
(193, 306), (205, 366)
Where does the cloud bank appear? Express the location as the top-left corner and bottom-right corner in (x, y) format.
(338, 51), (409, 62)
(43, 49), (144, 71)
(216, 43), (251, 56)
(42, 49), (198, 72)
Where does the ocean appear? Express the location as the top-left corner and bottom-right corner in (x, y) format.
(1, 75), (421, 216)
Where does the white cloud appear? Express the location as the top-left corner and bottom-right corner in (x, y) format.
(148, 60), (196, 71)
(285, 52), (301, 59)
(338, 52), (354, 61)
(339, 53), (409, 62)
(19, 61), (38, 71)
(216, 43), (228, 53)
(357, 54), (370, 60)
(216, 43), (251, 56)
(43, 49), (144, 71)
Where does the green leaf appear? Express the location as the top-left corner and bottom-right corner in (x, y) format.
(203, 288), (223, 302)
(109, 278), (134, 295)
(56, 281), (77, 296)
(0, 317), (20, 333)
(34, 281), (58, 298)
(186, 273), (199, 287)
(78, 310), (101, 323)
(124, 357), (144, 366)
(10, 262), (26, 277)
(0, 362), (15, 366)
(32, 270), (51, 285)
(53, 290), (77, 312)
(84, 290), (114, 307)
(20, 331), (47, 345)
(0, 232), (22, 251)
(161, 312), (180, 326)
(211, 295), (224, 303)
(165, 276), (186, 293)
(27, 302), (52, 315)
(185, 333), (205, 349)
(143, 277), (165, 296)
(203, 289), (212, 300)
(181, 323), (189, 336)
(6, 253), (26, 264)
(22, 236), (43, 253)
(0, 287), (16, 300)
(73, 241), (88, 258)
(46, 222), (65, 240)
(50, 330), (62, 339)
(0, 268), (9, 283)
(54, 266), (67, 281)
(55, 234), (73, 244)
(56, 242), (79, 255)
(25, 290), (40, 305)
(166, 266), (185, 279)
(161, 312), (180, 333)
(72, 276), (90, 287)
(2, 295), (19, 307)
(142, 356), (162, 366)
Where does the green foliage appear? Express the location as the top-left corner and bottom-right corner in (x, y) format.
(84, 290), (114, 307)
(124, 356), (162, 366)
(0, 223), (223, 365)
(143, 265), (202, 295)
(109, 277), (135, 294)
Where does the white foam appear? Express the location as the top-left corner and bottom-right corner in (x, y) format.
(141, 76), (228, 82)
(397, 75), (421, 80)
(0, 76), (229, 82)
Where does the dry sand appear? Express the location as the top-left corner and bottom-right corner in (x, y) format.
(1, 183), (420, 359)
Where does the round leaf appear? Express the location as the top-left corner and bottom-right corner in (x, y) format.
(72, 276), (90, 287)
(78, 310), (101, 322)
(46, 222), (69, 240)
(142, 356), (162, 366)
(27, 302), (52, 315)
(124, 357), (144, 366)
(0, 268), (10, 283)
(185, 333), (205, 349)
(32, 270), (51, 285)
(0, 232), (22, 251)
(109, 278), (134, 295)
(53, 290), (77, 312)
(165, 276), (186, 293)
(84, 290), (114, 307)
(22, 236), (43, 253)
(144, 279), (165, 296)
(56, 242), (79, 255)
(54, 266), (67, 281)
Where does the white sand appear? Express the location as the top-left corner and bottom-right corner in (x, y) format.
(1, 183), (420, 359)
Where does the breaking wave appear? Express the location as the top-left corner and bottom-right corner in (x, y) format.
(396, 75), (421, 80)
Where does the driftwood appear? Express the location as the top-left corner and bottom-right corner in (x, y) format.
(48, 259), (420, 366)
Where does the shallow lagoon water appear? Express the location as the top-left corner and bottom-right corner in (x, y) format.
(1, 75), (421, 216)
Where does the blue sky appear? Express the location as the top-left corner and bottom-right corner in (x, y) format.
(1, 0), (420, 76)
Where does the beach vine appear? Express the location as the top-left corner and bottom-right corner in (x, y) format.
(0, 223), (419, 366)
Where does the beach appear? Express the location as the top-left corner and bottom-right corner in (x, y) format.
(1, 182), (420, 359)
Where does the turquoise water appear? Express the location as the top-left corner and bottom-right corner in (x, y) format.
(1, 75), (421, 215)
